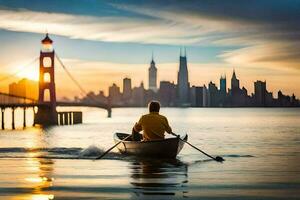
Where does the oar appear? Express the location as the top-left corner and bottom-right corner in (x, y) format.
(171, 132), (224, 162)
(96, 134), (132, 160)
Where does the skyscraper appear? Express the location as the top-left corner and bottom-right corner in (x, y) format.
(109, 83), (121, 105)
(159, 81), (176, 106)
(220, 75), (226, 95)
(220, 75), (227, 105)
(208, 81), (218, 106)
(254, 80), (267, 106)
(122, 77), (132, 101)
(231, 69), (240, 90)
(148, 54), (157, 92)
(177, 48), (189, 105)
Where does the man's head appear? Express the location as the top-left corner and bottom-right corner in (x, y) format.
(148, 101), (160, 113)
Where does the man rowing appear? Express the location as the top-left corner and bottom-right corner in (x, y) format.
(132, 101), (172, 141)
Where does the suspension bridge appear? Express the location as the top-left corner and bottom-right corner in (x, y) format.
(0, 33), (111, 129)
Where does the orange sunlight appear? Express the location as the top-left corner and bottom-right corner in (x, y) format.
(16, 65), (39, 81)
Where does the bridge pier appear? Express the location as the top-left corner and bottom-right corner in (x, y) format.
(107, 107), (112, 118)
(58, 113), (63, 125)
(34, 106), (58, 126)
(12, 107), (15, 130)
(1, 108), (4, 130)
(69, 112), (73, 125)
(32, 107), (36, 126)
(23, 107), (26, 128)
(57, 111), (82, 126)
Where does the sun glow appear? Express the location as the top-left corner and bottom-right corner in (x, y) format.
(16, 66), (39, 81)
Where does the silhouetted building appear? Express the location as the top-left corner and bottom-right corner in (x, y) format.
(132, 82), (145, 106)
(177, 49), (190, 106)
(190, 86), (204, 107)
(122, 77), (132, 103)
(277, 90), (293, 107)
(220, 75), (227, 106)
(9, 78), (38, 100)
(96, 91), (108, 104)
(254, 81), (266, 106)
(208, 81), (219, 106)
(145, 89), (158, 106)
(231, 69), (240, 90)
(109, 83), (121, 105)
(203, 85), (209, 107)
(148, 55), (157, 92)
(229, 70), (249, 106)
(159, 81), (176, 106)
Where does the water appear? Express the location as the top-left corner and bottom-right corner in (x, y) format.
(0, 108), (299, 199)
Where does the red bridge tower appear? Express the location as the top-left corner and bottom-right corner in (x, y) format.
(34, 33), (57, 125)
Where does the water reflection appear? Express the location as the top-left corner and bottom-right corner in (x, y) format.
(11, 131), (56, 200)
(23, 156), (55, 200)
(129, 158), (188, 199)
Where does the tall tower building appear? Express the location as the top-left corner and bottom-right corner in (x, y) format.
(148, 54), (157, 92)
(254, 80), (266, 106)
(220, 75), (227, 94)
(220, 75), (227, 106)
(231, 69), (240, 90)
(122, 77), (132, 100)
(177, 48), (189, 105)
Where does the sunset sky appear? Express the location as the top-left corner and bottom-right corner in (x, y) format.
(0, 0), (299, 99)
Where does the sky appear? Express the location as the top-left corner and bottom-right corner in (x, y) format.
(0, 0), (299, 99)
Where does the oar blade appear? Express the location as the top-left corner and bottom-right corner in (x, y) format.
(215, 156), (224, 162)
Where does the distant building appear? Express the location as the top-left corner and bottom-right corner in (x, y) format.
(9, 78), (38, 100)
(220, 75), (227, 106)
(203, 85), (208, 107)
(122, 77), (132, 103)
(229, 70), (249, 106)
(132, 82), (145, 106)
(159, 81), (176, 106)
(231, 69), (240, 90)
(190, 86), (204, 107)
(208, 81), (219, 106)
(277, 90), (292, 107)
(145, 89), (158, 106)
(96, 91), (108, 104)
(148, 55), (157, 92)
(109, 83), (121, 105)
(254, 80), (267, 106)
(177, 49), (190, 106)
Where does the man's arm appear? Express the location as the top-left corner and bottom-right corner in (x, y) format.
(164, 117), (172, 134)
(133, 117), (143, 132)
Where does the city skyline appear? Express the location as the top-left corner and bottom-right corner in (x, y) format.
(0, 0), (299, 98)
(76, 53), (299, 108)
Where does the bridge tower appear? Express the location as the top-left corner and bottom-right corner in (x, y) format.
(34, 33), (57, 125)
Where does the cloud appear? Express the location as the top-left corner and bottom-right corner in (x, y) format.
(113, 3), (300, 70)
(0, 8), (209, 45)
(0, 0), (300, 80)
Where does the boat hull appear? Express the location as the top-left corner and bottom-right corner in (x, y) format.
(114, 132), (188, 159)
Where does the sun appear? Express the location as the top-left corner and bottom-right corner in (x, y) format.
(16, 66), (39, 81)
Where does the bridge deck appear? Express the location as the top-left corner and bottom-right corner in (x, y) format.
(0, 102), (110, 110)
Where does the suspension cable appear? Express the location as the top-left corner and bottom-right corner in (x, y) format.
(55, 54), (104, 105)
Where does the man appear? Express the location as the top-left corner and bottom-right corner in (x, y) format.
(132, 101), (172, 141)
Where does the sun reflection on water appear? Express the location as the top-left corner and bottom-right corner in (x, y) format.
(31, 194), (54, 200)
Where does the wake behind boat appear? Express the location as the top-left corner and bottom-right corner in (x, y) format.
(114, 132), (188, 159)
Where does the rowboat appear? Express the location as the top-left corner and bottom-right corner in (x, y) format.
(114, 132), (188, 158)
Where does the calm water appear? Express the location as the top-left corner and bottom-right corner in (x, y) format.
(0, 108), (299, 200)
